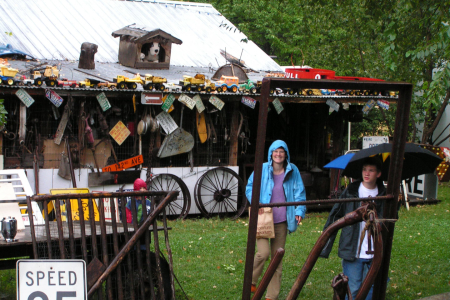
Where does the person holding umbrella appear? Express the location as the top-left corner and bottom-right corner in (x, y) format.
(320, 156), (386, 300)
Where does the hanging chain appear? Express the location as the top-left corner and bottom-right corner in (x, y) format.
(145, 131), (155, 187)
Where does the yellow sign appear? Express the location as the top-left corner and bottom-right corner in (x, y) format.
(50, 188), (99, 221)
(109, 121), (131, 145)
(102, 155), (144, 172)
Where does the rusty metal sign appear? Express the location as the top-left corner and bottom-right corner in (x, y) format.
(102, 155), (144, 172)
(193, 94), (205, 113)
(96, 92), (111, 111)
(178, 94), (196, 110)
(156, 111), (178, 134)
(15, 89), (35, 107)
(161, 94), (175, 112)
(109, 121), (131, 145)
(45, 89), (64, 107)
(272, 97), (284, 114)
(209, 95), (225, 110)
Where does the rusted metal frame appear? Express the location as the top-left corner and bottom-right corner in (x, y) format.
(54, 198), (66, 259)
(242, 77), (270, 300)
(130, 197), (146, 299)
(286, 204), (383, 300)
(77, 196), (88, 262)
(331, 273), (352, 300)
(31, 191), (169, 201)
(260, 195), (394, 207)
(162, 207), (176, 299)
(44, 199), (52, 259)
(152, 207), (165, 300)
(251, 248), (285, 300)
(142, 196), (156, 299)
(98, 197), (112, 300)
(373, 84), (412, 300)
(27, 196), (38, 259)
(120, 195), (136, 300)
(88, 191), (178, 298)
(109, 195), (124, 300)
(243, 78), (412, 300)
(65, 197), (76, 258)
(87, 197), (102, 300)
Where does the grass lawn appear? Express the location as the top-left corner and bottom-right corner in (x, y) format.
(1, 184), (449, 299)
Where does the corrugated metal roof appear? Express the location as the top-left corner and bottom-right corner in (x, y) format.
(0, 0), (282, 72)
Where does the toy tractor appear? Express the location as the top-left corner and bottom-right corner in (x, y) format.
(239, 79), (257, 94)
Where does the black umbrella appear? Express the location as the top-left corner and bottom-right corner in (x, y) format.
(341, 143), (442, 180)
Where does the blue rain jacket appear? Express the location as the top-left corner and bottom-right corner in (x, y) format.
(246, 140), (306, 233)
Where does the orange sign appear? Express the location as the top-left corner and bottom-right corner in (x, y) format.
(102, 155), (144, 172)
(110, 121), (131, 145)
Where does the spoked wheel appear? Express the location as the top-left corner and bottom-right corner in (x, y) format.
(194, 167), (247, 219)
(148, 174), (191, 219)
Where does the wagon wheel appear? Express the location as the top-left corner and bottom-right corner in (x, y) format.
(148, 174), (191, 220)
(194, 167), (247, 219)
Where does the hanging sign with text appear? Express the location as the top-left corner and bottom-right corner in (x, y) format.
(15, 89), (35, 107)
(109, 121), (131, 145)
(45, 89), (64, 107)
(102, 155), (144, 172)
(96, 92), (111, 111)
(156, 111), (178, 134)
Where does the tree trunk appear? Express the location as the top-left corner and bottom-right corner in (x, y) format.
(78, 42), (98, 70)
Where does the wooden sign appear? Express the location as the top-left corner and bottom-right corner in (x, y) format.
(209, 95), (225, 110)
(156, 111), (178, 134)
(45, 89), (64, 107)
(141, 92), (163, 105)
(96, 92), (111, 111)
(15, 89), (35, 107)
(241, 96), (256, 109)
(193, 94), (205, 113)
(102, 155), (143, 172)
(161, 94), (176, 112)
(109, 121), (131, 145)
(178, 94), (196, 109)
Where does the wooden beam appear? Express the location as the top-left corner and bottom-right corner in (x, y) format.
(228, 102), (240, 166)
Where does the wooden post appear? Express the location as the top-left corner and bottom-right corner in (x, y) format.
(228, 102), (240, 166)
(78, 42), (98, 70)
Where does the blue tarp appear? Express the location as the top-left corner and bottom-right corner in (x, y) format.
(0, 44), (34, 59)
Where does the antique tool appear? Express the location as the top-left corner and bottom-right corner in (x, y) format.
(196, 110), (207, 143)
(206, 113), (217, 143)
(157, 105), (194, 158)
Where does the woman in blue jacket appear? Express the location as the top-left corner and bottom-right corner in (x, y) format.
(246, 140), (306, 300)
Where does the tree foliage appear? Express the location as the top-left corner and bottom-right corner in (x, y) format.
(198, 0), (450, 145)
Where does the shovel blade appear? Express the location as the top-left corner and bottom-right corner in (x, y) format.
(157, 128), (195, 158)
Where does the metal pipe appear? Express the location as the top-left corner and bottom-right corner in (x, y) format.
(242, 77), (270, 300)
(373, 83), (412, 299)
(251, 248), (285, 300)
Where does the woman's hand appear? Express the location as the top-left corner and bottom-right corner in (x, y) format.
(295, 215), (302, 225)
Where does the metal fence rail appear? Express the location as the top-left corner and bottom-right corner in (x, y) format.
(27, 190), (179, 300)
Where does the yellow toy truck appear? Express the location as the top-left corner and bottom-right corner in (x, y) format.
(142, 74), (167, 91)
(115, 74), (143, 89)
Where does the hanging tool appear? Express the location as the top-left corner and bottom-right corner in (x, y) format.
(196, 110), (208, 143)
